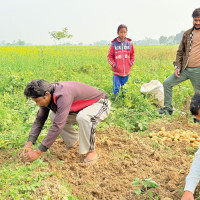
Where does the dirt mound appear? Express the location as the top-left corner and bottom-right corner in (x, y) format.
(37, 123), (200, 200)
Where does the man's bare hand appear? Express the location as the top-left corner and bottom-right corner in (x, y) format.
(175, 68), (180, 78)
(19, 141), (33, 157)
(181, 191), (194, 200)
(23, 149), (42, 162)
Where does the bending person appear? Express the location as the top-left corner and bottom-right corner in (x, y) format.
(19, 79), (111, 163)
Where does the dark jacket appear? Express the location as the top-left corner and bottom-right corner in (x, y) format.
(107, 37), (135, 76)
(173, 27), (194, 72)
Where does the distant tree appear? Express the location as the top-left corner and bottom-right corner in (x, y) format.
(144, 37), (159, 45)
(93, 40), (109, 45)
(16, 40), (25, 45)
(0, 40), (6, 46)
(133, 37), (159, 45)
(49, 27), (72, 44)
(159, 36), (168, 44)
(133, 30), (185, 46)
(11, 40), (25, 45)
(167, 35), (175, 44)
(174, 30), (184, 44)
(65, 42), (72, 45)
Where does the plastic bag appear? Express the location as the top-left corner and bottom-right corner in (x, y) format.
(140, 80), (164, 107)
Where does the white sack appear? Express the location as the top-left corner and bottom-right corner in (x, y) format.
(140, 80), (164, 107)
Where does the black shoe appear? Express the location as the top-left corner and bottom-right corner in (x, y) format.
(193, 118), (200, 123)
(157, 107), (173, 115)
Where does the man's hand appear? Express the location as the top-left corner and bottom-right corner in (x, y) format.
(175, 68), (180, 78)
(19, 141), (33, 157)
(181, 191), (194, 200)
(23, 149), (43, 162)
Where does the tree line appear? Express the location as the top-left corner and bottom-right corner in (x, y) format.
(133, 30), (184, 45)
(0, 27), (185, 46)
(82, 30), (185, 46)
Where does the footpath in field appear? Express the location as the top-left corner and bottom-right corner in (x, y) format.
(29, 121), (200, 200)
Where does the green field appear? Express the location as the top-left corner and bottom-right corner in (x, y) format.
(0, 45), (195, 199)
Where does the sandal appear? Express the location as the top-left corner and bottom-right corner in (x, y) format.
(84, 154), (100, 163)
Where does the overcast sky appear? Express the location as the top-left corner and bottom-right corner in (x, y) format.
(0, 0), (199, 45)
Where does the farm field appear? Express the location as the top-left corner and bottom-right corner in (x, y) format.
(0, 45), (200, 200)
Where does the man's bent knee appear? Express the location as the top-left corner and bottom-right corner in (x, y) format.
(76, 113), (89, 124)
(163, 78), (172, 88)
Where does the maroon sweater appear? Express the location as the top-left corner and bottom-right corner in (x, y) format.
(28, 81), (106, 152)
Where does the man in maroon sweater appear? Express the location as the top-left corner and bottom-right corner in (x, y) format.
(20, 79), (111, 163)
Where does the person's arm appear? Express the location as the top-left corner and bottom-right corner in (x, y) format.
(19, 141), (33, 156)
(181, 191), (194, 200)
(175, 67), (181, 78)
(38, 95), (73, 153)
(130, 44), (135, 66)
(23, 148), (43, 162)
(107, 45), (115, 67)
(173, 33), (186, 77)
(23, 98), (71, 162)
(28, 107), (50, 144)
(19, 107), (49, 157)
(23, 103), (70, 162)
(173, 33), (186, 69)
(183, 147), (200, 196)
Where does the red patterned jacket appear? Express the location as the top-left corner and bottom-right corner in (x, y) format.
(107, 37), (135, 76)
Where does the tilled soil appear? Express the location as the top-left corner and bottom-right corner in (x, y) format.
(34, 122), (200, 200)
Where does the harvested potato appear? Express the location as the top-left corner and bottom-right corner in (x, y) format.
(149, 127), (200, 148)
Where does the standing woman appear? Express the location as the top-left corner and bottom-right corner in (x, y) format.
(107, 24), (135, 99)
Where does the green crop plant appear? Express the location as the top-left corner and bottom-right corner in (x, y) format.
(132, 178), (159, 200)
(0, 159), (53, 199)
(0, 45), (195, 199)
(0, 45), (193, 148)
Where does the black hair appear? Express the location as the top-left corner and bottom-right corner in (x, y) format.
(117, 24), (128, 34)
(190, 92), (200, 115)
(192, 8), (200, 18)
(24, 79), (54, 98)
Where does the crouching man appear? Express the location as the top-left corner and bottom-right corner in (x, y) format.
(181, 92), (200, 200)
(19, 79), (111, 163)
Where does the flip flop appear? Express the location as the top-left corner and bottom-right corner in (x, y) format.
(83, 154), (100, 163)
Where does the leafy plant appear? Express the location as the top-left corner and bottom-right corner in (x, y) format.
(0, 45), (194, 199)
(0, 159), (51, 199)
(132, 178), (159, 200)
(49, 27), (72, 43)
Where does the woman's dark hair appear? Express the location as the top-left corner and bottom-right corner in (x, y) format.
(24, 79), (54, 98)
(190, 92), (200, 115)
(192, 8), (200, 18)
(117, 24), (127, 34)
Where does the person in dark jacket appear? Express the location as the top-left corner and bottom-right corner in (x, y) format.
(19, 79), (111, 163)
(158, 8), (200, 116)
(107, 24), (135, 99)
